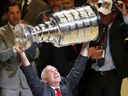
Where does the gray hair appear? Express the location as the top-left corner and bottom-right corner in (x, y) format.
(40, 65), (52, 80)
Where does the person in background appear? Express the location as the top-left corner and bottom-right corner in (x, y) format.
(17, 0), (48, 25)
(84, 0), (128, 96)
(0, 2), (38, 96)
(36, 0), (63, 24)
(63, 0), (74, 9)
(86, 0), (102, 9)
(47, 0), (63, 12)
(16, 42), (100, 96)
(87, 0), (99, 4)
(115, 0), (128, 24)
(115, 1), (128, 96)
(121, 0), (128, 9)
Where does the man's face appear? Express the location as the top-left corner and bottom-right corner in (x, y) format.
(99, 12), (115, 26)
(7, 5), (21, 26)
(44, 66), (61, 86)
(63, 0), (74, 9)
(48, 0), (63, 12)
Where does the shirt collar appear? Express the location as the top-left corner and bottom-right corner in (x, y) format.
(8, 21), (22, 30)
(50, 86), (60, 90)
(8, 22), (15, 30)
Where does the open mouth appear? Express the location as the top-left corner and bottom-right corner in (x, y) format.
(54, 75), (60, 79)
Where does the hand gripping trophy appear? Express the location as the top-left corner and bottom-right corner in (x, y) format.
(14, 4), (102, 49)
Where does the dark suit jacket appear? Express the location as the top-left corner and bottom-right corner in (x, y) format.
(21, 55), (88, 96)
(89, 18), (128, 79)
(18, 0), (48, 25)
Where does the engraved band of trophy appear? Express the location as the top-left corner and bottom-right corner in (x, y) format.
(14, 4), (102, 49)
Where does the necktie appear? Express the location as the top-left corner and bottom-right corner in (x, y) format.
(97, 26), (108, 67)
(55, 88), (62, 96)
(22, 0), (28, 18)
(102, 25), (108, 49)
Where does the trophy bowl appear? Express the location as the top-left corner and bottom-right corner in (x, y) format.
(14, 4), (102, 49)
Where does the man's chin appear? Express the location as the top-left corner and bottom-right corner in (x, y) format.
(11, 22), (19, 26)
(55, 78), (61, 82)
(52, 8), (60, 12)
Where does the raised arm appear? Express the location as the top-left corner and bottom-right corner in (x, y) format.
(63, 43), (102, 89)
(115, 0), (128, 24)
(15, 44), (44, 95)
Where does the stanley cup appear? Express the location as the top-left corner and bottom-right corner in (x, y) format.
(14, 4), (102, 48)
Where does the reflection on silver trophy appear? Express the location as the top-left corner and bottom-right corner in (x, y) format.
(14, 4), (102, 49)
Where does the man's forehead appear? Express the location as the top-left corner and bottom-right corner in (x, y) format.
(46, 66), (57, 71)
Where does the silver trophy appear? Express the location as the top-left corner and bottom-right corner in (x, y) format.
(14, 4), (102, 49)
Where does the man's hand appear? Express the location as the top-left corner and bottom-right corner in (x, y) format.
(13, 43), (24, 54)
(13, 43), (30, 66)
(88, 47), (103, 59)
(80, 43), (103, 59)
(115, 0), (128, 16)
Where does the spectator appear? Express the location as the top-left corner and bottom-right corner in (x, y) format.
(115, 0), (128, 24)
(63, 0), (74, 9)
(86, 0), (102, 9)
(17, 0), (48, 25)
(0, 2), (38, 96)
(84, 0), (128, 96)
(36, 0), (63, 24)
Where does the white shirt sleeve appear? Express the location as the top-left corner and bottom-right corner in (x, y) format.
(81, 48), (88, 57)
(123, 15), (128, 24)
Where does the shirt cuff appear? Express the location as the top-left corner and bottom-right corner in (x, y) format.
(81, 48), (88, 57)
(13, 47), (17, 53)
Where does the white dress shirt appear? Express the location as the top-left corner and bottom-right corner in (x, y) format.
(92, 24), (116, 71)
(123, 15), (128, 24)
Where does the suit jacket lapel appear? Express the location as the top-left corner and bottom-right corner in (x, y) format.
(48, 86), (56, 96)
(109, 19), (121, 39)
(4, 24), (15, 47)
(60, 85), (64, 96)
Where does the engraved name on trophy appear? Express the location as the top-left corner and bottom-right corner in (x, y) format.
(14, 4), (102, 49)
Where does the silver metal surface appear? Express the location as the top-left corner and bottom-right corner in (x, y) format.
(14, 4), (102, 48)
